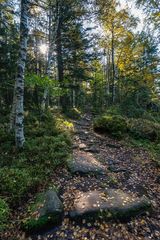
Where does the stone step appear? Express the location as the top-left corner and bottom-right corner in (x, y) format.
(67, 152), (107, 175)
(69, 189), (151, 221)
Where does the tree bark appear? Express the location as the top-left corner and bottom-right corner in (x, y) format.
(41, 7), (52, 110)
(55, 1), (65, 110)
(14, 0), (29, 147)
(9, 85), (16, 131)
(111, 24), (115, 104)
(41, 1), (60, 110)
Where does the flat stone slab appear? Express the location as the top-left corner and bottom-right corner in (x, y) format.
(68, 152), (106, 175)
(69, 189), (151, 221)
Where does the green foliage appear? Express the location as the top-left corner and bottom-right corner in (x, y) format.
(94, 114), (127, 138)
(22, 190), (62, 232)
(94, 106), (160, 164)
(23, 212), (62, 232)
(94, 109), (160, 141)
(64, 108), (82, 120)
(136, 0), (160, 30)
(0, 198), (10, 231)
(24, 134), (71, 167)
(25, 74), (63, 97)
(128, 118), (160, 142)
(0, 168), (39, 204)
(0, 110), (71, 208)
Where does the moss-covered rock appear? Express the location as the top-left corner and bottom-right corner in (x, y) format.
(22, 189), (63, 232)
(93, 114), (127, 138)
(128, 118), (160, 142)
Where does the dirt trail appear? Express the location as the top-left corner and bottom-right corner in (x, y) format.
(36, 114), (160, 240)
(3, 114), (160, 240)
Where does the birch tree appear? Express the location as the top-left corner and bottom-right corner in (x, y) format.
(14, 0), (29, 147)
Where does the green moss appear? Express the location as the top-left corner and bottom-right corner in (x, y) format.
(23, 213), (62, 232)
(94, 114), (127, 138)
(0, 168), (39, 204)
(64, 108), (82, 120)
(22, 190), (62, 232)
(128, 118), (160, 142)
(23, 134), (71, 167)
(0, 198), (10, 231)
(0, 109), (72, 207)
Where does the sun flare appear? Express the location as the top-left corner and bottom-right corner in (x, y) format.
(39, 44), (48, 55)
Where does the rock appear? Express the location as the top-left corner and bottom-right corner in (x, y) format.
(108, 166), (128, 173)
(106, 143), (121, 149)
(80, 136), (87, 141)
(85, 146), (100, 153)
(72, 144), (79, 149)
(84, 131), (89, 135)
(68, 152), (106, 175)
(22, 190), (63, 232)
(69, 189), (151, 221)
(79, 143), (87, 150)
(156, 175), (160, 184)
(107, 159), (128, 173)
(107, 159), (120, 165)
(39, 190), (63, 216)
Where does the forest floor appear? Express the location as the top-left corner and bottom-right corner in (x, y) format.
(2, 113), (160, 240)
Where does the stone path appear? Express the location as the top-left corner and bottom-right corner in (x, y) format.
(68, 151), (107, 175)
(24, 113), (160, 240)
(70, 189), (150, 220)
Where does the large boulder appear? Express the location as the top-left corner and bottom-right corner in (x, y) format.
(22, 190), (63, 232)
(69, 189), (151, 221)
(68, 152), (106, 175)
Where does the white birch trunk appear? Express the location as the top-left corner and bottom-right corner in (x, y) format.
(15, 0), (29, 147)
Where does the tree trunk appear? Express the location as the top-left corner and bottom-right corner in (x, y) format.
(56, 1), (65, 110)
(14, 0), (29, 147)
(41, 8), (52, 110)
(111, 25), (115, 104)
(72, 79), (76, 108)
(41, 1), (60, 110)
(9, 85), (16, 131)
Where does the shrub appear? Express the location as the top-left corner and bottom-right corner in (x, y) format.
(0, 168), (39, 204)
(128, 118), (160, 142)
(93, 114), (127, 138)
(64, 108), (81, 119)
(0, 127), (14, 144)
(0, 110), (72, 208)
(56, 118), (74, 134)
(0, 198), (10, 231)
(24, 134), (71, 167)
(25, 111), (59, 138)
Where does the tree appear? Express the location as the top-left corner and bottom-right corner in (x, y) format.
(136, 0), (160, 27)
(0, 1), (19, 111)
(11, 0), (29, 147)
(97, 0), (137, 103)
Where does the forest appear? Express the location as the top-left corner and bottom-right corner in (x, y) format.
(0, 0), (160, 239)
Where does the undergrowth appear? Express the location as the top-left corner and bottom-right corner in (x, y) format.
(93, 105), (160, 165)
(0, 109), (72, 231)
